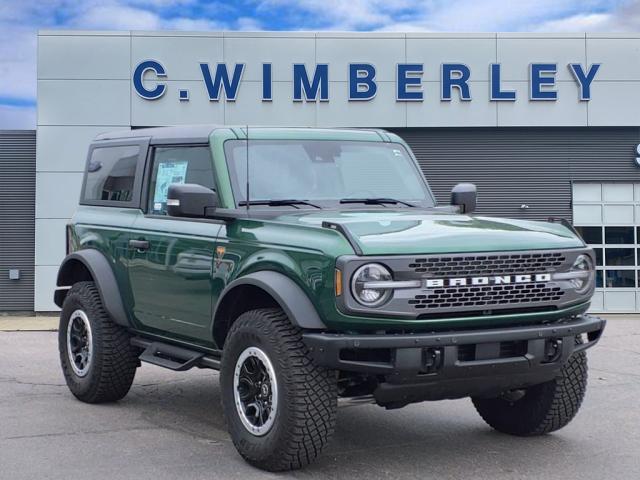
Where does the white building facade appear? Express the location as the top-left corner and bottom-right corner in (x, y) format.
(33, 30), (640, 312)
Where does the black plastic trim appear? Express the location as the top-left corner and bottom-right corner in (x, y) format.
(54, 250), (130, 327)
(321, 221), (363, 255)
(213, 270), (327, 330)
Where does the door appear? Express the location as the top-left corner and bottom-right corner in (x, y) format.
(573, 182), (640, 313)
(128, 145), (223, 344)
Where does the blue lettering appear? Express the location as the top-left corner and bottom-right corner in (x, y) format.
(262, 63), (272, 101)
(441, 63), (471, 101)
(569, 63), (600, 100)
(293, 64), (328, 101)
(199, 63), (245, 101)
(397, 64), (423, 101)
(133, 60), (166, 100)
(349, 63), (377, 101)
(489, 64), (516, 101)
(530, 63), (557, 101)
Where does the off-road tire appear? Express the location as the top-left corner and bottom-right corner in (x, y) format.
(59, 281), (138, 403)
(220, 308), (338, 471)
(472, 338), (588, 436)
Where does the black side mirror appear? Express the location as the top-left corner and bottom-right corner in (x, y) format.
(451, 183), (477, 214)
(167, 183), (218, 218)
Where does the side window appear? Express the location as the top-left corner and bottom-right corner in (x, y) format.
(83, 145), (140, 203)
(147, 146), (216, 215)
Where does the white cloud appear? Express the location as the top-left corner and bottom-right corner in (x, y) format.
(0, 104), (36, 129)
(69, 5), (162, 30)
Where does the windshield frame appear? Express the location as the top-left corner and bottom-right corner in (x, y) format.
(222, 139), (437, 210)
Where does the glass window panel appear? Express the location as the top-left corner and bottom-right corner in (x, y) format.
(574, 226), (602, 244)
(595, 270), (603, 288)
(147, 146), (216, 215)
(84, 145), (140, 202)
(605, 270), (636, 288)
(604, 226), (634, 244)
(594, 248), (603, 266)
(605, 248), (635, 266)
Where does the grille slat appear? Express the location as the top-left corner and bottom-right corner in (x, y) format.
(410, 252), (566, 277)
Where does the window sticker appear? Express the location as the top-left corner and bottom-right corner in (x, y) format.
(153, 161), (188, 206)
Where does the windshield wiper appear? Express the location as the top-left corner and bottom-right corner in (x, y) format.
(340, 197), (416, 208)
(238, 199), (321, 209)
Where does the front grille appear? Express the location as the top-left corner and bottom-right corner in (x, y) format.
(408, 252), (566, 276)
(408, 283), (564, 310)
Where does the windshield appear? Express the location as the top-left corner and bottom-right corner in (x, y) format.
(224, 140), (435, 208)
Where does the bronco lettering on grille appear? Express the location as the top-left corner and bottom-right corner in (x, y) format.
(424, 273), (551, 288)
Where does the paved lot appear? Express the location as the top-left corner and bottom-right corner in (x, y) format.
(1, 318), (638, 480)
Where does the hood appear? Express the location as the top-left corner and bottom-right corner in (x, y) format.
(270, 209), (584, 255)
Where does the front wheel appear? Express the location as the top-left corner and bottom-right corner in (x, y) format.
(472, 339), (588, 436)
(220, 308), (338, 471)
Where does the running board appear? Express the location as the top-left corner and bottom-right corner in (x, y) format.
(131, 338), (221, 371)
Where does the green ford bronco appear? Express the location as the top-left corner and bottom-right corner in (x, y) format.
(55, 125), (605, 471)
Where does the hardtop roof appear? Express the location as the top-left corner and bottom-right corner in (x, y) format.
(93, 125), (394, 144)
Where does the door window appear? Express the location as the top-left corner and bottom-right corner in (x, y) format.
(147, 146), (216, 215)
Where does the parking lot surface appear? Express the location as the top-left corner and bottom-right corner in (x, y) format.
(1, 318), (638, 480)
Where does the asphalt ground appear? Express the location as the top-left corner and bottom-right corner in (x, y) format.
(0, 318), (638, 480)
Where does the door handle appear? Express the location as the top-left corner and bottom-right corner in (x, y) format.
(129, 239), (150, 251)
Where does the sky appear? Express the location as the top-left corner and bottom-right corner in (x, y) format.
(0, 0), (639, 129)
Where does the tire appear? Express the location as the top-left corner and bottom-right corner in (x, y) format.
(472, 338), (588, 436)
(220, 308), (338, 471)
(58, 281), (138, 403)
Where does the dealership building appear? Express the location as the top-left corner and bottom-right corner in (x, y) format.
(1, 30), (640, 313)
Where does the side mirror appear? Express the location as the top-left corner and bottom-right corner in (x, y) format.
(451, 183), (477, 214)
(167, 183), (218, 218)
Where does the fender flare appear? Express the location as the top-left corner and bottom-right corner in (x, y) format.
(213, 270), (327, 330)
(54, 250), (130, 327)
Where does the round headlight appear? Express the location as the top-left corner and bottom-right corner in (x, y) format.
(351, 263), (393, 307)
(570, 254), (593, 292)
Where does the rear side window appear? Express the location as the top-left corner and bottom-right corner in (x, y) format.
(147, 146), (216, 215)
(83, 145), (140, 203)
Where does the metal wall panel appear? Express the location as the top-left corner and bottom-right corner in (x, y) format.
(392, 127), (640, 221)
(0, 130), (36, 311)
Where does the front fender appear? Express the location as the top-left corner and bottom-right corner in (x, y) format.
(214, 270), (327, 330)
(54, 250), (130, 327)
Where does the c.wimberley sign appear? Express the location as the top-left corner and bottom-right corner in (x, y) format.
(133, 60), (601, 103)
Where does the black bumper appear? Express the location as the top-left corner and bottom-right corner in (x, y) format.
(303, 315), (606, 405)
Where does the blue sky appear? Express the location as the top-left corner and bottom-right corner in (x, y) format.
(0, 0), (637, 128)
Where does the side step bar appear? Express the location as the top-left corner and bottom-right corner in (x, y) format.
(131, 337), (221, 371)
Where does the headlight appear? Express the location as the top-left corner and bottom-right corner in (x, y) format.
(569, 254), (593, 293)
(351, 263), (393, 307)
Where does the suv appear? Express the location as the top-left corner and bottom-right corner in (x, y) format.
(55, 126), (605, 471)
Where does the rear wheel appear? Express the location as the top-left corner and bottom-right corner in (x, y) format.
(472, 339), (588, 436)
(58, 281), (138, 403)
(220, 308), (338, 471)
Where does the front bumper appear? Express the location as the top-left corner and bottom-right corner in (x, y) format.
(303, 314), (605, 405)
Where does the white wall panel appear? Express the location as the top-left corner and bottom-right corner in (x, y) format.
(131, 80), (224, 125)
(317, 82), (404, 127)
(406, 82), (496, 127)
(316, 35), (405, 82)
(34, 266), (59, 311)
(38, 80), (130, 126)
(587, 38), (640, 81)
(132, 35), (224, 81)
(35, 218), (68, 266)
(35, 172), (83, 219)
(224, 34), (316, 82)
(497, 35), (585, 81)
(38, 34), (130, 79)
(406, 37), (496, 81)
(225, 82), (316, 125)
(497, 82), (587, 126)
(588, 81), (640, 126)
(36, 126), (129, 172)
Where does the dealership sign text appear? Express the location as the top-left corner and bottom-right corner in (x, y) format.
(133, 60), (601, 103)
